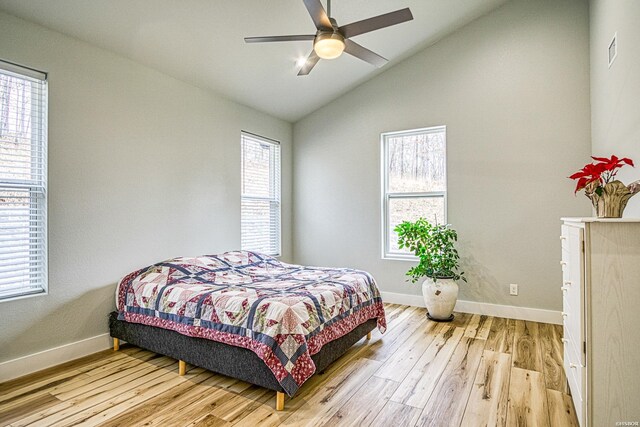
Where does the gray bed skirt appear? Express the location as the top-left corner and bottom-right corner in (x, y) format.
(109, 312), (377, 395)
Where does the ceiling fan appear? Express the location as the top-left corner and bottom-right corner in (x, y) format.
(244, 0), (413, 76)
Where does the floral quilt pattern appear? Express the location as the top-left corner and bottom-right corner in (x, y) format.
(116, 251), (386, 395)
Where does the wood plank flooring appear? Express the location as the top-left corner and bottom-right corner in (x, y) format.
(0, 304), (578, 426)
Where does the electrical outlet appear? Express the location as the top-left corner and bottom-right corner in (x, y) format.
(510, 283), (518, 296)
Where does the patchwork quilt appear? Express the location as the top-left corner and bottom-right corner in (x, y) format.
(116, 251), (386, 395)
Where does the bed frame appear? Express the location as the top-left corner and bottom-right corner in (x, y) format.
(109, 312), (376, 410)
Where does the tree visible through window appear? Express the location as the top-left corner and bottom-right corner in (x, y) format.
(241, 132), (281, 256)
(382, 126), (447, 259)
(0, 61), (48, 301)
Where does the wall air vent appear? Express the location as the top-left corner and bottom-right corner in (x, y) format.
(608, 32), (617, 68)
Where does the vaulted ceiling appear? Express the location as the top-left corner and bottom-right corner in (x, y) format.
(0, 0), (510, 122)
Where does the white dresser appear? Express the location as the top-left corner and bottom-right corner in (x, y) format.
(561, 218), (640, 427)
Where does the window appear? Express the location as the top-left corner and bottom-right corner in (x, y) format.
(382, 126), (447, 259)
(0, 60), (48, 301)
(241, 132), (281, 256)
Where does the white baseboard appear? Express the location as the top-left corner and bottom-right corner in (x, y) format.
(0, 333), (112, 383)
(380, 291), (425, 307)
(381, 291), (562, 325)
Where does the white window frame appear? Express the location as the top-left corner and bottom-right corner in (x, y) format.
(381, 126), (447, 261)
(0, 60), (48, 302)
(240, 131), (281, 257)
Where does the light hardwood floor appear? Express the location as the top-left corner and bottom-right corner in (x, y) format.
(0, 304), (579, 426)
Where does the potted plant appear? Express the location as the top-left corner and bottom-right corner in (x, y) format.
(395, 218), (466, 321)
(569, 155), (640, 218)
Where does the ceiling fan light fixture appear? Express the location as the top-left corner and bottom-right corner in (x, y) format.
(313, 32), (345, 60)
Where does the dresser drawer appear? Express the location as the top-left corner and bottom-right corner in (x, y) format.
(564, 332), (585, 426)
(562, 304), (581, 361)
(561, 251), (571, 283)
(561, 225), (570, 250)
(562, 294), (583, 361)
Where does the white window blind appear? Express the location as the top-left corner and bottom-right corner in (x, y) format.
(382, 126), (447, 259)
(0, 60), (48, 301)
(241, 132), (281, 256)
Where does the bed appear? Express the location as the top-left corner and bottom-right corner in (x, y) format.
(110, 250), (386, 410)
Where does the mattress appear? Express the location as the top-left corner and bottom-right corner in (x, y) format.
(115, 250), (386, 395)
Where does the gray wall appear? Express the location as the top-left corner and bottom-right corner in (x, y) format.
(292, 0), (592, 310)
(0, 11), (292, 363)
(590, 0), (640, 216)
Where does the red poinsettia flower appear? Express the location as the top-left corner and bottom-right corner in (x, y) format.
(591, 155), (634, 171)
(569, 162), (606, 193)
(569, 155), (635, 193)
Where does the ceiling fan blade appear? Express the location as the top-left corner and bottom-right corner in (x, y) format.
(303, 0), (332, 30)
(244, 35), (315, 43)
(297, 51), (321, 76)
(344, 39), (387, 67)
(339, 8), (413, 39)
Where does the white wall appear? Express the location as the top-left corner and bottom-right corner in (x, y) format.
(0, 11), (292, 363)
(292, 0), (591, 311)
(590, 0), (640, 216)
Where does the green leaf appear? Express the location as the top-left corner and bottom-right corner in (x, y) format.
(595, 186), (604, 196)
(395, 218), (466, 284)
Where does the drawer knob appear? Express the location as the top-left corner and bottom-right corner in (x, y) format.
(560, 236), (567, 240)
(562, 312), (568, 318)
(561, 286), (569, 293)
(560, 261), (567, 266)
(562, 338), (569, 343)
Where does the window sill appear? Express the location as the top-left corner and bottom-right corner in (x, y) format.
(382, 254), (418, 262)
(0, 289), (47, 304)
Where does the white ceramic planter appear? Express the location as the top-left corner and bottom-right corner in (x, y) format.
(422, 277), (459, 321)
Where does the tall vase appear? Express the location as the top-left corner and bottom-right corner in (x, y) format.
(585, 180), (640, 218)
